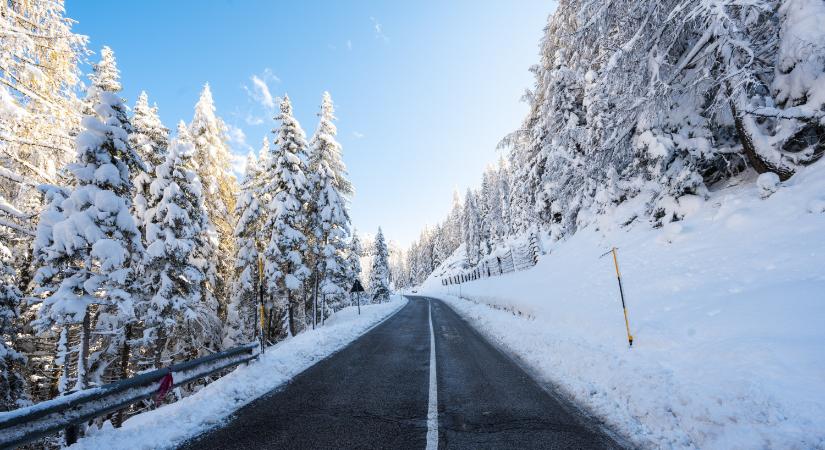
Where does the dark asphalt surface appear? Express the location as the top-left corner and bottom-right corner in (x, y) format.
(180, 296), (623, 449)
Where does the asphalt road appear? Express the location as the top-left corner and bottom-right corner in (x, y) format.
(180, 296), (623, 449)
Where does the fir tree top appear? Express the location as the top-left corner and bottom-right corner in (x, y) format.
(91, 46), (121, 93)
(131, 91), (169, 169)
(309, 91), (353, 196)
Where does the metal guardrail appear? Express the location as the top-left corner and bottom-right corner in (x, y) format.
(0, 342), (259, 449)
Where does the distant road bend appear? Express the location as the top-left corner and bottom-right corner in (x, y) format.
(181, 296), (623, 449)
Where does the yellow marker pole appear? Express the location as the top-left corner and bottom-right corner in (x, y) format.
(611, 248), (634, 347)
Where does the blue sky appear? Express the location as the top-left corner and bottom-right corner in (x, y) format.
(67, 0), (555, 247)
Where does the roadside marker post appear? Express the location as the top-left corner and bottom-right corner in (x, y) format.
(602, 247), (634, 347)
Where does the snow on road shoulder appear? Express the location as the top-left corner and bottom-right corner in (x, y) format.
(421, 164), (825, 450)
(72, 296), (407, 450)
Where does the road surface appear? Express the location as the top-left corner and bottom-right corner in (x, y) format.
(180, 296), (623, 449)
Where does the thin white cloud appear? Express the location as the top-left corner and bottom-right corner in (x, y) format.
(226, 123), (248, 146)
(347, 39), (353, 51)
(242, 68), (280, 114)
(260, 68), (279, 83)
(353, 131), (365, 139)
(225, 123), (254, 177)
(245, 114), (264, 126)
(370, 17), (389, 43)
(251, 75), (274, 110)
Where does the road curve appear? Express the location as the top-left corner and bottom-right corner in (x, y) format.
(179, 296), (622, 449)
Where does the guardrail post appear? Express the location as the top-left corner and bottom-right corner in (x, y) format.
(65, 424), (79, 446)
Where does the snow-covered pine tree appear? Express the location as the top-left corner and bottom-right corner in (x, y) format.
(307, 92), (352, 317)
(130, 92), (169, 169)
(462, 189), (483, 265)
(346, 229), (363, 291)
(308, 92), (354, 196)
(387, 241), (406, 290)
(224, 150), (264, 347)
(0, 4), (87, 401)
(495, 157), (512, 238)
(445, 190), (463, 254)
(141, 137), (216, 367)
(368, 227), (391, 302)
(32, 47), (144, 391)
(479, 167), (496, 253)
(0, 0), (87, 209)
(431, 224), (449, 270)
(0, 238), (27, 411)
(405, 239), (420, 286)
(262, 95), (311, 337)
(130, 91), (169, 240)
(416, 226), (434, 276)
(189, 84), (238, 327)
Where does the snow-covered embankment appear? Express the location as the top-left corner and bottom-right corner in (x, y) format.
(421, 165), (825, 450)
(71, 297), (407, 450)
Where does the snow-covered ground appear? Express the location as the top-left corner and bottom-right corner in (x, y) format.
(71, 297), (407, 450)
(420, 164), (825, 450)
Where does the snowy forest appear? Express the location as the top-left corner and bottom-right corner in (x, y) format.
(0, 1), (395, 414)
(402, 0), (825, 286)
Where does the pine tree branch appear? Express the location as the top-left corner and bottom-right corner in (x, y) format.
(0, 217), (34, 236)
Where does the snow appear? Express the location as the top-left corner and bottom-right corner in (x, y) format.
(90, 239), (127, 271)
(70, 297), (407, 450)
(757, 172), (780, 198)
(420, 163), (825, 450)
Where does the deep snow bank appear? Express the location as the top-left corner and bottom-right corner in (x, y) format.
(71, 297), (407, 450)
(421, 165), (825, 450)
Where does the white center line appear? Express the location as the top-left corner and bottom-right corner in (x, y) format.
(426, 300), (439, 450)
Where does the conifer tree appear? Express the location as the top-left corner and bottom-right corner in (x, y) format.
(308, 92), (352, 316)
(462, 189), (483, 265)
(0, 0), (87, 204)
(141, 138), (215, 366)
(32, 47), (143, 391)
(446, 190), (463, 254)
(346, 230), (363, 289)
(130, 92), (169, 169)
(0, 240), (26, 410)
(225, 150), (264, 347)
(368, 227), (391, 302)
(189, 84), (238, 326)
(130, 91), (169, 240)
(262, 95), (311, 336)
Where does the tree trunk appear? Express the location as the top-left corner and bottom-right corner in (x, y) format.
(730, 99), (794, 181)
(114, 324), (132, 427)
(153, 328), (166, 370)
(77, 309), (90, 390)
(287, 294), (296, 337)
(312, 273), (318, 329)
(266, 307), (274, 342)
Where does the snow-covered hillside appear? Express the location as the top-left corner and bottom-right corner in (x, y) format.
(420, 163), (825, 450)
